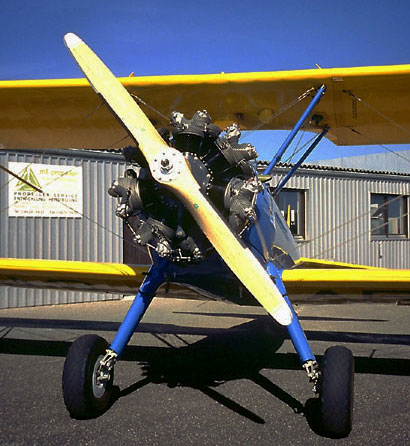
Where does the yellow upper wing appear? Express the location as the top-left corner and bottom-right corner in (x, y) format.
(1, 64), (410, 149)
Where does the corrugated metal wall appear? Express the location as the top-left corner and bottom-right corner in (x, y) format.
(0, 149), (127, 308)
(1, 151), (409, 309)
(270, 166), (410, 268)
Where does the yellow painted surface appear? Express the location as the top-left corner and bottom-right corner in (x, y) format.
(63, 33), (168, 161)
(283, 268), (410, 294)
(289, 258), (410, 294)
(1, 64), (410, 149)
(295, 257), (381, 270)
(0, 258), (146, 293)
(0, 258), (409, 297)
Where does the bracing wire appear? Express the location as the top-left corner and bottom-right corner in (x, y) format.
(272, 193), (409, 267)
(242, 87), (315, 138)
(2, 81), (408, 270)
(0, 102), (104, 194)
(346, 127), (410, 165)
(344, 90), (410, 140)
(285, 127), (306, 164)
(1, 84), (315, 246)
(277, 89), (410, 266)
(307, 209), (410, 263)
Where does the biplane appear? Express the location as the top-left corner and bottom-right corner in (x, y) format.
(1, 33), (410, 438)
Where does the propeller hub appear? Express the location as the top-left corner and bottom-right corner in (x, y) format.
(151, 149), (184, 183)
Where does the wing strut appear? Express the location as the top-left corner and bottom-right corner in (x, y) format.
(272, 125), (330, 196)
(264, 84), (327, 175)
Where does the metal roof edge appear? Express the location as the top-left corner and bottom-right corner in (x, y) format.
(257, 160), (410, 177)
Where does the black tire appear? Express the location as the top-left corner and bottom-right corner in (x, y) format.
(320, 346), (354, 438)
(62, 334), (114, 418)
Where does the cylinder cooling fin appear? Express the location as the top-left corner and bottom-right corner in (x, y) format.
(108, 109), (261, 264)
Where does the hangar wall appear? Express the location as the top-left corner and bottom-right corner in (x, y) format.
(0, 149), (130, 308)
(1, 150), (409, 309)
(267, 163), (410, 268)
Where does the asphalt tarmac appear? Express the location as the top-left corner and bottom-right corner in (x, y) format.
(0, 297), (409, 445)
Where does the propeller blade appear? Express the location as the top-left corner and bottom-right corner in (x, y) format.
(64, 33), (168, 163)
(64, 33), (292, 326)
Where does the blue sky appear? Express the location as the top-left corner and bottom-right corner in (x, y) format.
(1, 0), (410, 162)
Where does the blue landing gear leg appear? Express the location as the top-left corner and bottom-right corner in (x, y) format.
(267, 263), (320, 391)
(101, 257), (169, 368)
(109, 257), (169, 357)
(62, 258), (169, 418)
(267, 262), (354, 438)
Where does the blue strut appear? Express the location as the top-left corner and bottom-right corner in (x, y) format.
(110, 257), (169, 357)
(272, 125), (330, 197)
(264, 84), (327, 175)
(267, 262), (315, 364)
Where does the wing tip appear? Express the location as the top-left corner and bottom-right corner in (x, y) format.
(64, 33), (83, 49)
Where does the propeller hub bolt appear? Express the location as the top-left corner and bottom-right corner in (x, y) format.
(160, 158), (172, 172)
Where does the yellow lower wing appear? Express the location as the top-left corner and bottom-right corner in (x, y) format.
(1, 258), (409, 300)
(64, 33), (292, 325)
(0, 258), (147, 294)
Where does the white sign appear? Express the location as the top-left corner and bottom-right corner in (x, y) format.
(8, 162), (83, 218)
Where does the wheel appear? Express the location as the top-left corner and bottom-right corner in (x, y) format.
(62, 334), (114, 418)
(320, 346), (354, 438)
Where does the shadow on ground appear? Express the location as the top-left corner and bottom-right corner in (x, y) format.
(117, 318), (302, 424)
(1, 314), (409, 432)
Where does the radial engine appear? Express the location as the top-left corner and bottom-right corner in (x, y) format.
(108, 110), (262, 263)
